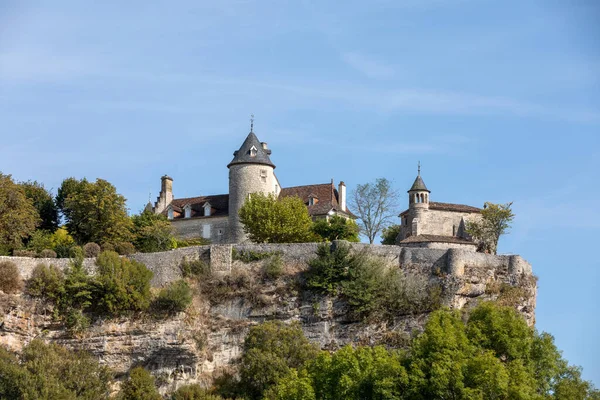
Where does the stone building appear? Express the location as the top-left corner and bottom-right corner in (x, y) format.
(151, 127), (353, 243)
(397, 167), (482, 250)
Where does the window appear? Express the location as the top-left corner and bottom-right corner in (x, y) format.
(204, 203), (211, 217)
(184, 205), (191, 218)
(250, 145), (257, 157)
(260, 169), (267, 183)
(167, 208), (174, 220)
(202, 224), (211, 239)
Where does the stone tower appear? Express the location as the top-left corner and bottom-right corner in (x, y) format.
(227, 129), (278, 243)
(154, 175), (173, 214)
(407, 166), (430, 236)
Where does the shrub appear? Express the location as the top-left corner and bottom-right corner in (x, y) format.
(95, 251), (153, 315)
(119, 366), (161, 400)
(0, 261), (22, 293)
(49, 227), (75, 258)
(262, 254), (284, 280)
(83, 242), (101, 258)
(176, 238), (211, 248)
(64, 308), (90, 333)
(233, 249), (283, 263)
(180, 258), (210, 278)
(154, 280), (193, 313)
(39, 249), (57, 258)
(12, 249), (37, 257)
(101, 242), (115, 252)
(27, 263), (64, 300)
(115, 241), (136, 255)
(171, 384), (225, 400)
(305, 242), (351, 295)
(27, 230), (53, 253)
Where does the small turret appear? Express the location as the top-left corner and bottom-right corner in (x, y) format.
(408, 162), (430, 209)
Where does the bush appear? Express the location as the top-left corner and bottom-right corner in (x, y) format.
(39, 249), (57, 258)
(83, 242), (101, 258)
(262, 254), (284, 280)
(119, 366), (161, 400)
(175, 237), (211, 248)
(0, 261), (22, 293)
(305, 242), (351, 295)
(95, 251), (153, 315)
(27, 263), (64, 299)
(115, 241), (136, 255)
(154, 280), (193, 314)
(101, 242), (115, 252)
(12, 249), (37, 257)
(171, 384), (225, 400)
(49, 227), (75, 258)
(27, 230), (54, 253)
(180, 258), (211, 278)
(232, 249), (283, 262)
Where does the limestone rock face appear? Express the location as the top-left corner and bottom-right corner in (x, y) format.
(0, 244), (537, 394)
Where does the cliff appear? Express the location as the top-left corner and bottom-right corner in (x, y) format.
(0, 242), (537, 394)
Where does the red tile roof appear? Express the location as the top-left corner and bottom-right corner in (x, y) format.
(400, 234), (475, 244)
(399, 201), (481, 216)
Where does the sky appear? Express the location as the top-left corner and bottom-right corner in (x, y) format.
(1, 0), (599, 385)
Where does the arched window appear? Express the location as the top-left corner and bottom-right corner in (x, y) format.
(167, 208), (174, 220)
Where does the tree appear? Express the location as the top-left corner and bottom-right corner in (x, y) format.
(238, 193), (316, 243)
(132, 209), (175, 252)
(380, 224), (401, 245)
(119, 367), (161, 400)
(466, 202), (515, 254)
(0, 173), (39, 253)
(311, 215), (360, 242)
(239, 321), (319, 399)
(19, 180), (59, 232)
(60, 178), (133, 244)
(350, 178), (399, 244)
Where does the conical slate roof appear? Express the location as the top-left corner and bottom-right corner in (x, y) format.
(408, 174), (430, 192)
(227, 132), (276, 169)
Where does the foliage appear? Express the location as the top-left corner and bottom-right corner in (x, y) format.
(12, 249), (37, 257)
(83, 242), (101, 258)
(0, 172), (39, 251)
(118, 366), (162, 400)
(350, 178), (399, 244)
(132, 209), (175, 253)
(305, 242), (352, 295)
(0, 260), (22, 294)
(19, 180), (59, 232)
(60, 177), (133, 244)
(115, 241), (137, 255)
(27, 229), (54, 253)
(466, 201), (515, 254)
(239, 321), (319, 399)
(232, 248), (283, 262)
(180, 258), (211, 278)
(0, 339), (112, 400)
(50, 227), (76, 257)
(238, 193), (316, 243)
(27, 263), (64, 300)
(175, 237), (211, 248)
(311, 215), (360, 242)
(39, 249), (57, 258)
(262, 254), (284, 280)
(380, 224), (401, 245)
(171, 384), (226, 400)
(95, 251), (153, 315)
(153, 280), (193, 313)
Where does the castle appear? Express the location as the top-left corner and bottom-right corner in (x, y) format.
(151, 124), (482, 249)
(150, 127), (354, 243)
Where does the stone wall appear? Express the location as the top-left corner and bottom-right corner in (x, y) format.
(171, 216), (229, 243)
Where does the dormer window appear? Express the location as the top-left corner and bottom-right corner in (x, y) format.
(249, 146), (257, 157)
(184, 204), (191, 219)
(203, 202), (211, 217)
(167, 207), (174, 220)
(308, 194), (318, 206)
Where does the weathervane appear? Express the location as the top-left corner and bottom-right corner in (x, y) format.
(418, 161), (421, 176)
(250, 114), (254, 133)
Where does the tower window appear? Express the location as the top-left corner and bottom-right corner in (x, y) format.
(250, 146), (257, 157)
(260, 169), (267, 183)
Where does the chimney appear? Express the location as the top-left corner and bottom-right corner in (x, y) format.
(261, 142), (272, 155)
(338, 181), (346, 211)
(155, 175), (173, 214)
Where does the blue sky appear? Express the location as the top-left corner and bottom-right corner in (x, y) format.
(1, 0), (599, 384)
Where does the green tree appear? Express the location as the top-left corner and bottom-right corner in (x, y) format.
(239, 193), (316, 243)
(0, 172), (40, 253)
(132, 209), (175, 252)
(19, 180), (59, 232)
(305, 242), (352, 295)
(311, 215), (360, 242)
(380, 224), (401, 245)
(95, 251), (153, 315)
(171, 384), (226, 400)
(239, 321), (319, 399)
(466, 202), (515, 254)
(153, 279), (192, 313)
(350, 178), (399, 244)
(0, 339), (112, 400)
(119, 367), (161, 400)
(60, 178), (133, 244)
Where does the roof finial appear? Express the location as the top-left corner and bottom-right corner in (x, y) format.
(148, 192), (151, 203)
(250, 114), (254, 133)
(418, 161), (421, 176)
